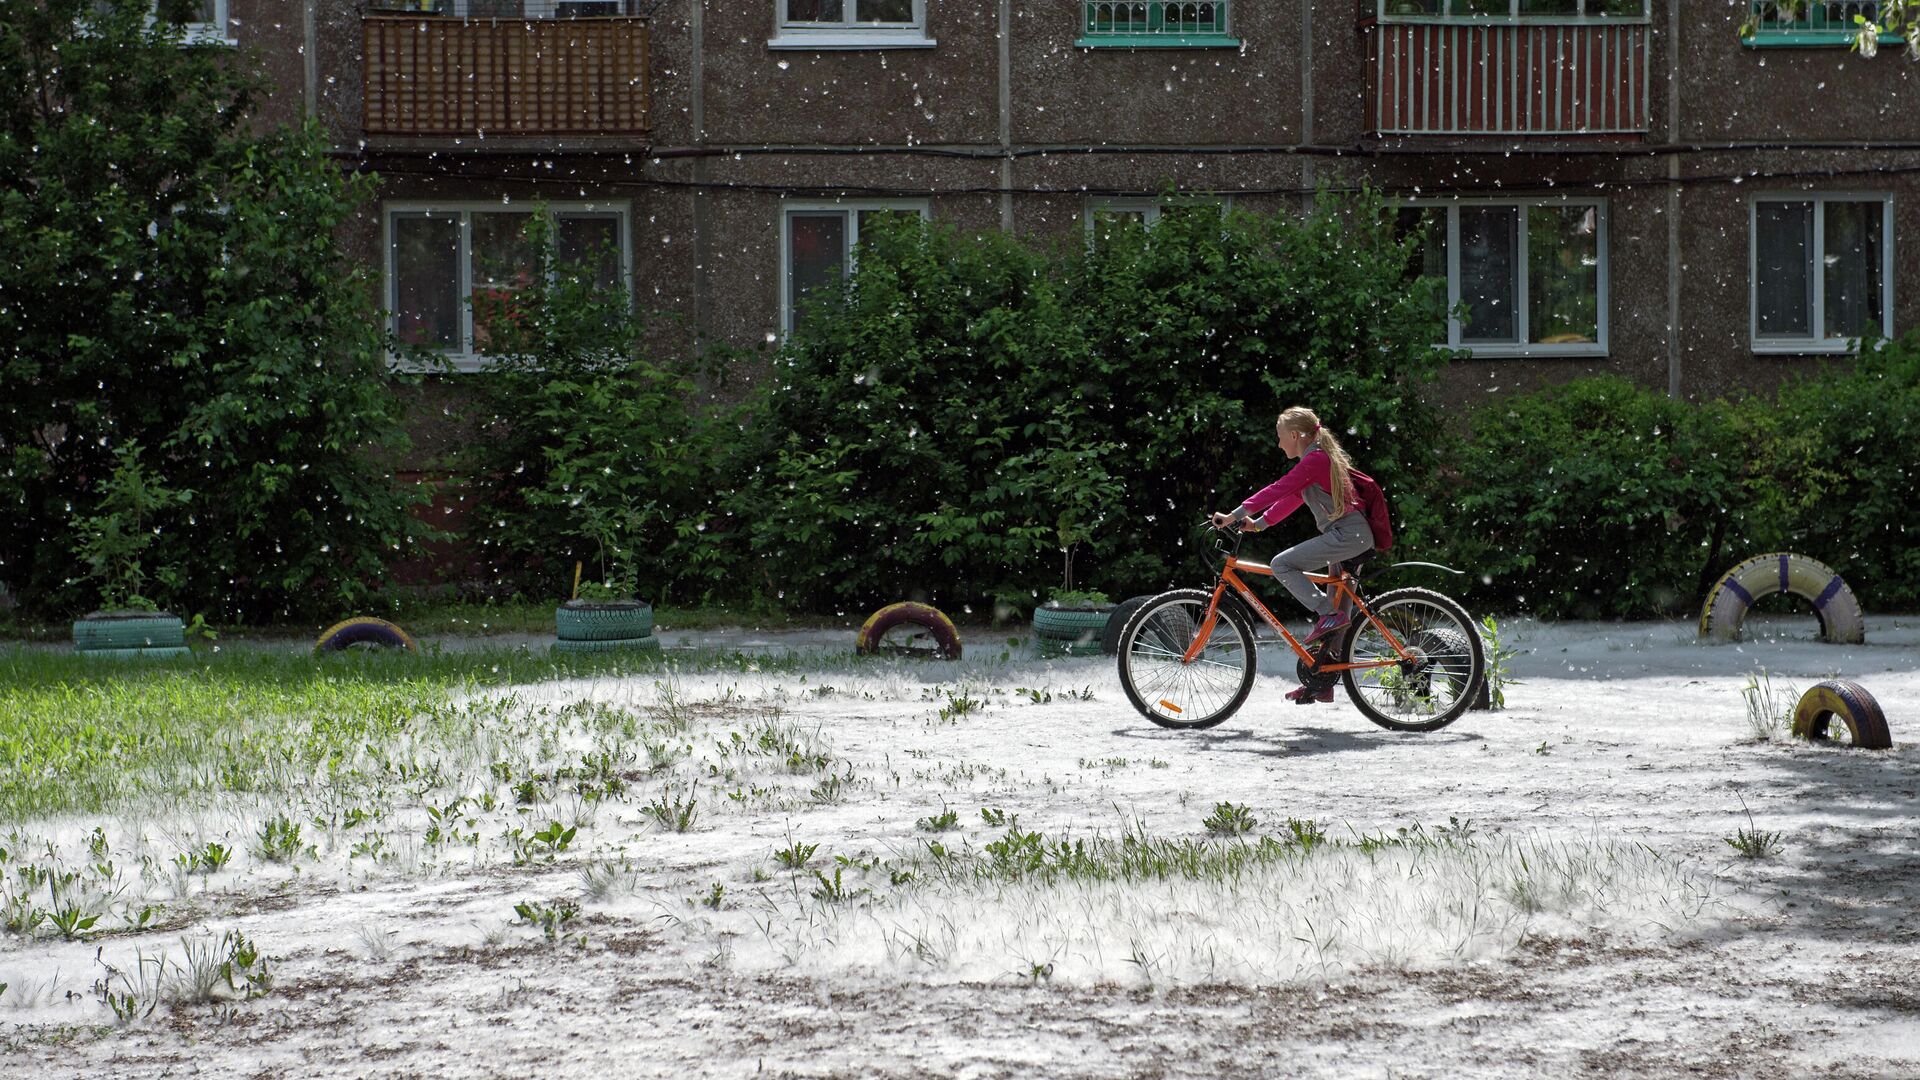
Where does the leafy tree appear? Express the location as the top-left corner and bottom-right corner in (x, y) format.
(459, 210), (737, 605)
(743, 194), (1452, 615)
(0, 0), (423, 619)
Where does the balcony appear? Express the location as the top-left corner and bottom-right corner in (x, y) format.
(1362, 1), (1650, 138)
(362, 13), (650, 148)
(1740, 1), (1903, 48)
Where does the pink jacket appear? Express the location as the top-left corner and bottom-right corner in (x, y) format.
(1239, 448), (1362, 532)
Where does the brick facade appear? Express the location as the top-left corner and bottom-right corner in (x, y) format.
(228, 2), (1920, 414)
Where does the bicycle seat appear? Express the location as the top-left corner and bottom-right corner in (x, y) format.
(1335, 553), (1372, 583)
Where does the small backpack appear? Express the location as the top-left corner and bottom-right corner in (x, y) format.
(1347, 467), (1394, 553)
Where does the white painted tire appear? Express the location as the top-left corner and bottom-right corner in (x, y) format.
(1698, 553), (1864, 644)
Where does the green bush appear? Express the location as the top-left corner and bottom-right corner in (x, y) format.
(0, 1), (423, 620)
(1437, 377), (1750, 619)
(1737, 338), (1920, 610)
(458, 212), (739, 606)
(739, 194), (1453, 614)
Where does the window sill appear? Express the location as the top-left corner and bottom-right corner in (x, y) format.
(1454, 344), (1608, 359)
(1750, 341), (1864, 356)
(389, 352), (494, 374)
(767, 30), (935, 50)
(181, 26), (237, 46)
(1075, 34), (1241, 48)
(1741, 30), (1903, 48)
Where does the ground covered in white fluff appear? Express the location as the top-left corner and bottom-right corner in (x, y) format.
(2, 615), (1917, 1078)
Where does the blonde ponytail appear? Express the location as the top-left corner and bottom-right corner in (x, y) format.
(1277, 406), (1356, 515)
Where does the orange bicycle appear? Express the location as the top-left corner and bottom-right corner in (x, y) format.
(1116, 525), (1486, 733)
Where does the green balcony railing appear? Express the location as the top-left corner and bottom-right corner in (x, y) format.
(1742, 1), (1905, 47)
(1078, 1), (1239, 47)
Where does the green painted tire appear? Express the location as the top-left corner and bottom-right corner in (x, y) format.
(76, 646), (193, 661)
(556, 601), (654, 641)
(552, 635), (661, 654)
(1032, 606), (1115, 640)
(73, 614), (185, 650)
(1037, 636), (1104, 658)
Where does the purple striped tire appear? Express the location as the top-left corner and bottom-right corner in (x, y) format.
(1698, 553), (1864, 645)
(1791, 679), (1892, 750)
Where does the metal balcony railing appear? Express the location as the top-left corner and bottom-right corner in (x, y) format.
(362, 13), (650, 141)
(368, 1), (645, 16)
(1364, 16), (1649, 135)
(1079, 2), (1237, 45)
(1741, 1), (1904, 46)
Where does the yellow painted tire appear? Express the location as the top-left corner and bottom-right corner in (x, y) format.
(1698, 553), (1864, 644)
(855, 602), (962, 660)
(1791, 679), (1892, 750)
(315, 617), (418, 654)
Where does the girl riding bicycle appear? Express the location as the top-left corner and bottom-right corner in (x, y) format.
(1208, 406), (1374, 702)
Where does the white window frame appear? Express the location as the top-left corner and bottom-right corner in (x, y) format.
(780, 199), (931, 336)
(382, 200), (632, 373)
(82, 2), (235, 46)
(1400, 197), (1610, 359)
(177, 0), (233, 44)
(1748, 193), (1894, 355)
(769, 0), (934, 50)
(1082, 195), (1233, 242)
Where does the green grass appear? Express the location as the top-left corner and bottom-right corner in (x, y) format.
(0, 644), (862, 821)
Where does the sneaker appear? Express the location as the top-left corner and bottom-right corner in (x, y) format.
(1286, 683), (1335, 705)
(1303, 610), (1350, 645)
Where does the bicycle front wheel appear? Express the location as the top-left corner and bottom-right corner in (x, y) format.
(1339, 587), (1485, 733)
(1117, 589), (1257, 730)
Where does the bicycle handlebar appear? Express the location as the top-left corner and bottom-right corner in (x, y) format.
(1206, 519), (1250, 558)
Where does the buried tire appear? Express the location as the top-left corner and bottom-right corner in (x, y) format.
(315, 617), (417, 654)
(1791, 679), (1892, 750)
(1699, 553), (1865, 645)
(1099, 595), (1156, 657)
(856, 602), (962, 660)
(552, 635), (661, 655)
(556, 601), (654, 641)
(1032, 605), (1114, 657)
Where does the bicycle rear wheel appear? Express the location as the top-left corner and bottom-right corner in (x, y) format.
(1339, 587), (1485, 733)
(1117, 589), (1258, 730)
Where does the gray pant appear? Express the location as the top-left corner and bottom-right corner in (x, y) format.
(1270, 514), (1375, 617)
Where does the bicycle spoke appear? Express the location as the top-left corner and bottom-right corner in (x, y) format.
(1120, 594), (1255, 727)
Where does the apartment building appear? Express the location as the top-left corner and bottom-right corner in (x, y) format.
(220, 1), (1920, 405)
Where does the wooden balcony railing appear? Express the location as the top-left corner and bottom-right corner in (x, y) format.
(362, 15), (650, 142)
(1363, 18), (1649, 137)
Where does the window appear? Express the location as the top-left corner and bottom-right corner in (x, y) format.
(88, 1), (232, 44)
(385, 202), (629, 371)
(176, 0), (227, 39)
(1396, 199), (1608, 356)
(781, 201), (929, 334)
(1078, 2), (1240, 47)
(770, 0), (934, 49)
(1376, 0), (1647, 19)
(1750, 195), (1892, 352)
(1083, 196), (1232, 243)
(1741, 1), (1902, 47)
